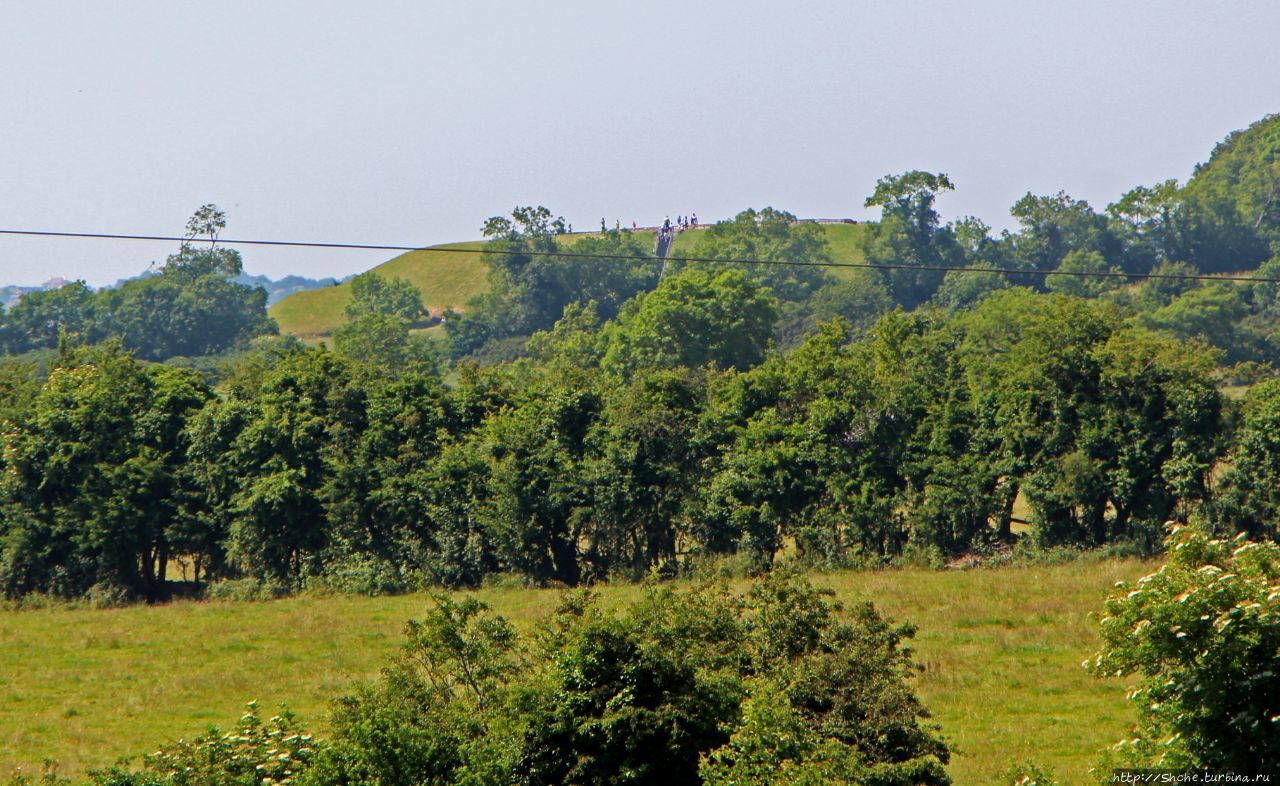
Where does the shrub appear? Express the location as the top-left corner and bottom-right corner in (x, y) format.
(1086, 524), (1280, 770)
(304, 554), (418, 597)
(1000, 761), (1059, 786)
(203, 577), (289, 602)
(311, 573), (951, 785)
(90, 702), (319, 786)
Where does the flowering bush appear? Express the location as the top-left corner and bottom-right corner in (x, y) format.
(1086, 524), (1280, 769)
(91, 702), (319, 786)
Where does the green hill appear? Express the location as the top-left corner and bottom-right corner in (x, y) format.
(270, 241), (491, 340)
(1179, 113), (1280, 272)
(270, 223), (870, 340)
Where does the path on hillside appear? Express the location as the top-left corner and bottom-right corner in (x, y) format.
(655, 230), (674, 279)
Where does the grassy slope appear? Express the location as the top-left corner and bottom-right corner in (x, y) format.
(270, 241), (492, 339)
(270, 224), (871, 340)
(1, 558), (1147, 784)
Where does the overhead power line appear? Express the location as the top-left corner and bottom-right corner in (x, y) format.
(1, 227), (1279, 284)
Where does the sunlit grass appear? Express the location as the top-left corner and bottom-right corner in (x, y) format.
(0, 558), (1148, 784)
(270, 241), (493, 339)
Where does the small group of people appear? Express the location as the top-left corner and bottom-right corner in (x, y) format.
(659, 213), (697, 238)
(598, 214), (700, 237)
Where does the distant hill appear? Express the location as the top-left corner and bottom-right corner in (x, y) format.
(1, 285), (45, 309)
(2, 270), (335, 314)
(106, 269), (338, 305)
(270, 223), (870, 340)
(1180, 112), (1280, 272)
(0, 277), (78, 309)
(233, 272), (341, 305)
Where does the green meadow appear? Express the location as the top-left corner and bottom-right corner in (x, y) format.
(1, 558), (1149, 784)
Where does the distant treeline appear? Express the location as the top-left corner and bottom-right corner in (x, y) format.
(5, 279), (1280, 602)
(4, 116), (1280, 601)
(0, 243), (275, 361)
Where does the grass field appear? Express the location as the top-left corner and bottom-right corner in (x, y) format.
(270, 241), (493, 339)
(269, 223), (873, 340)
(0, 558), (1149, 784)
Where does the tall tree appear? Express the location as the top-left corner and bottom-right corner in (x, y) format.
(862, 171), (963, 308)
(1006, 191), (1123, 274)
(1106, 179), (1185, 273)
(95, 204), (276, 360)
(0, 344), (212, 599)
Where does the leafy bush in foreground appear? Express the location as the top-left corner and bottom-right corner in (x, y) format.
(307, 572), (950, 785)
(91, 702), (319, 786)
(1087, 524), (1280, 770)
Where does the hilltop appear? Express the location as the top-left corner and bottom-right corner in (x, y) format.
(270, 223), (870, 340)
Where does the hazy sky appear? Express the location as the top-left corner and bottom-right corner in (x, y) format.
(2, 1), (1278, 287)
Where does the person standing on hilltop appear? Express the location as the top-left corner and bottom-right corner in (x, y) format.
(601, 218), (606, 233)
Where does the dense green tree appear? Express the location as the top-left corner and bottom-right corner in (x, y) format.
(683, 207), (833, 301)
(345, 271), (426, 322)
(0, 358), (41, 427)
(1044, 249), (1124, 299)
(778, 270), (891, 347)
(332, 273), (440, 374)
(525, 300), (607, 367)
(1134, 283), (1259, 363)
(307, 595), (524, 786)
(324, 373), (450, 568)
(1212, 378), (1280, 539)
(932, 268), (1011, 311)
(601, 268), (778, 376)
(929, 217), (1017, 311)
(862, 171), (964, 308)
(1179, 113), (1280, 272)
(697, 406), (820, 568)
(332, 312), (441, 375)
(1131, 260), (1201, 312)
(1106, 179), (1185, 272)
(692, 315), (963, 564)
(1006, 191), (1123, 274)
(97, 267), (276, 361)
(955, 291), (1222, 547)
(519, 590), (743, 786)
(546, 229), (661, 319)
(0, 344), (212, 599)
(0, 281), (101, 354)
(93, 206), (276, 361)
(314, 574), (949, 786)
(581, 368), (708, 579)
(473, 370), (600, 585)
(191, 348), (366, 583)
(447, 207), (657, 359)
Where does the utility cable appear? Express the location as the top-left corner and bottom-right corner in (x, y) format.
(1, 228), (1278, 284)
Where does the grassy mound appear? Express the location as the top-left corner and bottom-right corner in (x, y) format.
(270, 224), (871, 341)
(270, 241), (492, 339)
